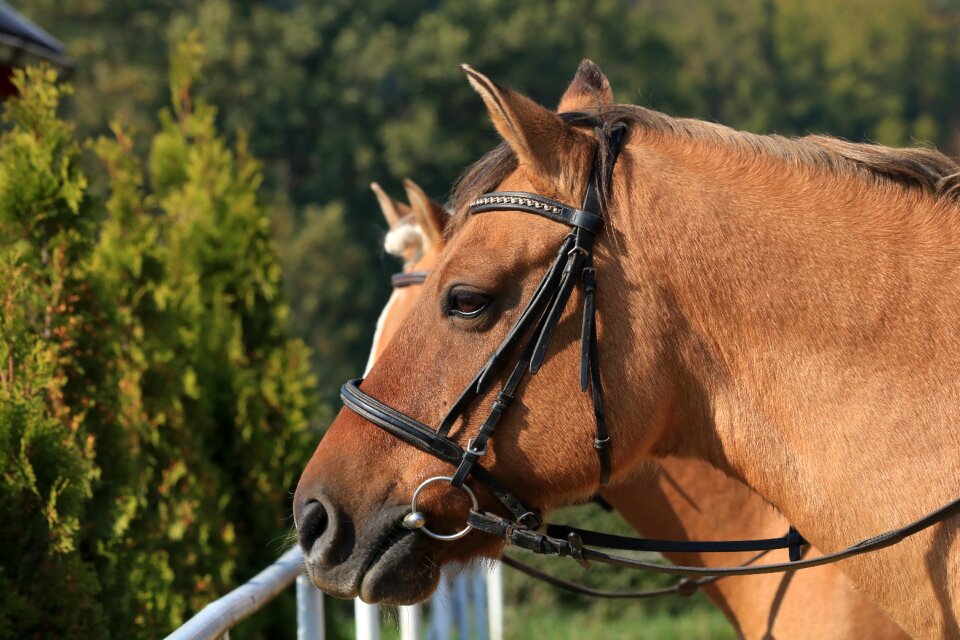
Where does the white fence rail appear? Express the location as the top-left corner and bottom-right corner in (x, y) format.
(163, 546), (501, 640)
(164, 547), (304, 640)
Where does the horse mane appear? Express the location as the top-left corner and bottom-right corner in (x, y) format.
(447, 104), (960, 233)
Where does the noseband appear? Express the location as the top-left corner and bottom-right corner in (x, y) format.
(344, 118), (960, 583)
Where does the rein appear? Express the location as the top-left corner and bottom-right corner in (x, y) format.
(354, 117), (960, 590)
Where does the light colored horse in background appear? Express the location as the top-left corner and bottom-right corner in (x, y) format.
(363, 175), (905, 639)
(369, 180), (490, 640)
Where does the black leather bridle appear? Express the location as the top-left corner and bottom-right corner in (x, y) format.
(346, 117), (960, 585)
(390, 270), (430, 288)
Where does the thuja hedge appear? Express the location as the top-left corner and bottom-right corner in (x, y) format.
(0, 45), (317, 639)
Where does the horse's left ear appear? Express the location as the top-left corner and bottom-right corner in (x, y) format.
(462, 64), (578, 181)
(371, 182), (411, 229)
(557, 59), (613, 112)
(403, 178), (446, 249)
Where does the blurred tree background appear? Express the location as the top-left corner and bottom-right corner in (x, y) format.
(2, 0), (958, 638)
(25, 0), (960, 407)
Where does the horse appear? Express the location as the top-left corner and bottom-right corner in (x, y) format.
(367, 179), (445, 369)
(364, 176), (905, 638)
(297, 60), (960, 638)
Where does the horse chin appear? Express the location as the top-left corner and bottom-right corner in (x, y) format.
(358, 532), (441, 604)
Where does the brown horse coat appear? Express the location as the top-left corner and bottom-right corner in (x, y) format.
(298, 61), (960, 637)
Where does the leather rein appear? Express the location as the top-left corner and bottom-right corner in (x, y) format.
(354, 117), (960, 593)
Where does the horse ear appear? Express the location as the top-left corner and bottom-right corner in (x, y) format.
(371, 182), (411, 229)
(403, 178), (446, 249)
(462, 64), (575, 180)
(557, 59), (613, 112)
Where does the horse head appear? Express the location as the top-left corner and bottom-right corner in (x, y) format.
(294, 60), (679, 604)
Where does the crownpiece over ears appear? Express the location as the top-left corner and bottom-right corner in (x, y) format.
(461, 61), (613, 189)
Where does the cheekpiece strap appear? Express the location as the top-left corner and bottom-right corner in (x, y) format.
(469, 192), (604, 233)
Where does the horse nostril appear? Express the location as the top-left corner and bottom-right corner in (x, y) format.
(297, 499), (329, 551)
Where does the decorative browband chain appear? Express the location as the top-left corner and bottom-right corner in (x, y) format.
(469, 192), (604, 233)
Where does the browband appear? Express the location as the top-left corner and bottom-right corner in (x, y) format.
(469, 192), (604, 232)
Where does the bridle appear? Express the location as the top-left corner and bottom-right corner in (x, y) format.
(388, 236), (738, 598)
(347, 117), (623, 537)
(390, 270), (429, 288)
(347, 115), (960, 589)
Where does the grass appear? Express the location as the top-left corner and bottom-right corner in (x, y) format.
(505, 605), (736, 640)
(365, 601), (737, 640)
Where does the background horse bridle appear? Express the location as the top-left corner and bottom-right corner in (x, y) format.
(347, 114), (960, 587)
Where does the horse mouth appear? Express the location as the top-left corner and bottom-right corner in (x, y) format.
(358, 522), (440, 604)
(300, 502), (439, 603)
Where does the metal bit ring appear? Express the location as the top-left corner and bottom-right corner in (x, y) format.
(402, 476), (478, 541)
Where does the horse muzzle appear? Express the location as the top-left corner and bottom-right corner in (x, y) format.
(295, 488), (441, 604)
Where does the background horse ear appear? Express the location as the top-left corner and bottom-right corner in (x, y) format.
(557, 58), (614, 113)
(462, 64), (578, 182)
(371, 181), (412, 229)
(403, 178), (446, 249)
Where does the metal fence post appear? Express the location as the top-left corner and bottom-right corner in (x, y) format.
(354, 600), (380, 640)
(399, 604), (422, 640)
(427, 575), (452, 640)
(471, 568), (489, 640)
(487, 562), (503, 640)
(296, 574), (325, 640)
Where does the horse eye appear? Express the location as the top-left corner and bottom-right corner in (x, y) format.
(447, 289), (490, 319)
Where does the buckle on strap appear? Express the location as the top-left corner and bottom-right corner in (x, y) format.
(787, 527), (806, 562)
(467, 510), (548, 546)
(566, 532), (591, 569)
(466, 437), (487, 457)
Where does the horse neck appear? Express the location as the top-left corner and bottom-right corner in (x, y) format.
(603, 459), (905, 639)
(609, 135), (960, 549)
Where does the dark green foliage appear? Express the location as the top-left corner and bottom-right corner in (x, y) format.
(23, 0), (960, 404)
(0, 67), (108, 640)
(0, 54), (316, 638)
